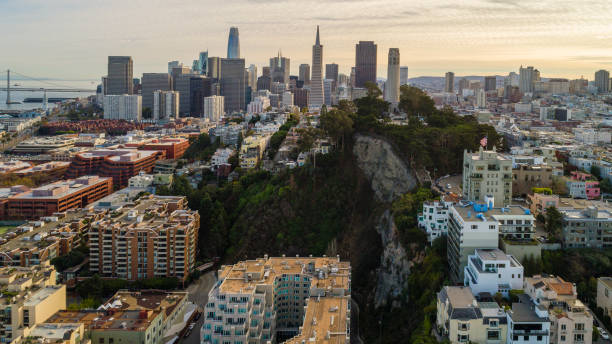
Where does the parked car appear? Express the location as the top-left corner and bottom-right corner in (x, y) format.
(599, 328), (609, 340)
(194, 312), (202, 321)
(446, 184), (452, 189)
(188, 323), (195, 330)
(184, 329), (192, 338)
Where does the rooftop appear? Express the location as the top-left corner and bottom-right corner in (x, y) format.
(284, 296), (350, 344)
(509, 301), (548, 323)
(10, 176), (111, 200)
(100, 290), (187, 318)
(29, 322), (82, 340)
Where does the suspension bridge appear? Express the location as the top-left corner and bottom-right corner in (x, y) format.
(1, 69), (96, 105)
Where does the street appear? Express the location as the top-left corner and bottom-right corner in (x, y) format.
(178, 271), (217, 344)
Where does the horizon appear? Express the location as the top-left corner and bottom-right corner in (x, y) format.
(2, 0), (612, 81)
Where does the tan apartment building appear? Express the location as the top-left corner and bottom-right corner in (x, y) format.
(202, 255), (351, 344)
(462, 147), (512, 207)
(597, 277), (612, 319)
(436, 286), (508, 343)
(512, 164), (553, 197)
(0, 263), (66, 343)
(527, 193), (559, 216)
(88, 195), (199, 282)
(524, 275), (593, 344)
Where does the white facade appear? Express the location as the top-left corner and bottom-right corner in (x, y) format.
(153, 90), (179, 122)
(103, 94), (142, 121)
(385, 48), (400, 104)
(574, 128), (611, 144)
(506, 300), (551, 344)
(448, 203), (500, 282)
(476, 88), (486, 108)
(210, 147), (235, 168)
(400, 66), (409, 86)
(247, 96), (270, 115)
(464, 248), (524, 298)
(418, 201), (453, 243)
(203, 95), (225, 122)
(281, 91), (294, 108)
(128, 172), (154, 188)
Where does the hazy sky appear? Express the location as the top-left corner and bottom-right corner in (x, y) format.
(2, 0), (612, 82)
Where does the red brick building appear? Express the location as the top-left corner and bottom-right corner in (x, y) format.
(66, 149), (165, 187)
(5, 176), (113, 220)
(138, 138), (190, 159)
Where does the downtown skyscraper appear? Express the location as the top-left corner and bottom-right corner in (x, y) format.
(309, 26), (324, 109)
(385, 48), (400, 104)
(107, 56), (133, 95)
(355, 41), (377, 87)
(227, 27), (240, 58)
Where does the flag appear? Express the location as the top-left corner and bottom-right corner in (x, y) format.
(480, 136), (487, 147)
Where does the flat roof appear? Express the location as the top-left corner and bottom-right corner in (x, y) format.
(10, 176), (111, 200)
(29, 323), (81, 339)
(509, 301), (547, 323)
(284, 296), (350, 344)
(476, 248), (511, 261)
(14, 161), (70, 174)
(102, 290), (187, 318)
(24, 285), (63, 306)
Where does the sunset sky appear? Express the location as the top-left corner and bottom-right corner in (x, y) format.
(2, 0), (612, 81)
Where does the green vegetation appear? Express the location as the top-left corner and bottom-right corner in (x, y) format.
(267, 113), (299, 159)
(542, 206), (563, 242)
(183, 133), (220, 161)
(67, 297), (99, 310)
(50, 244), (88, 272)
(532, 187), (552, 195)
(591, 165), (612, 194)
(0, 226), (15, 235)
(391, 188), (434, 250)
(75, 274), (180, 303)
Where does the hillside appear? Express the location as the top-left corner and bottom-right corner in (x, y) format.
(160, 85), (502, 343)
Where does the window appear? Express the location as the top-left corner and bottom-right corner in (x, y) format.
(487, 330), (500, 340)
(574, 334), (584, 342)
(561, 324), (566, 330)
(458, 322), (469, 331)
(575, 323), (584, 331)
(561, 335), (566, 341)
(99, 339), (105, 344)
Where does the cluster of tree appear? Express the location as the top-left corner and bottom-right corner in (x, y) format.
(537, 206), (563, 242)
(591, 165), (612, 194)
(0, 173), (58, 188)
(75, 274), (180, 304)
(182, 133), (221, 161)
(50, 244), (88, 272)
(266, 114), (299, 159)
(391, 188), (434, 250)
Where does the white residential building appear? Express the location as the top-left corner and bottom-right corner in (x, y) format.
(574, 128), (611, 144)
(247, 96), (271, 115)
(127, 171), (154, 188)
(506, 295), (551, 344)
(210, 147), (235, 169)
(203, 95), (224, 122)
(418, 200), (453, 243)
(153, 90), (179, 122)
(464, 248), (524, 298)
(103, 94), (142, 121)
(448, 199), (500, 283)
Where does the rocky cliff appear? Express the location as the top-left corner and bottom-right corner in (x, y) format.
(352, 134), (418, 308)
(352, 134), (417, 203)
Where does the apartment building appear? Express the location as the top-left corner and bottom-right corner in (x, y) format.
(0, 264), (66, 343)
(436, 286), (508, 344)
(66, 148), (165, 187)
(4, 176), (113, 220)
(512, 165), (553, 197)
(0, 160), (31, 174)
(139, 138), (190, 160)
(99, 290), (193, 343)
(89, 195), (199, 282)
(201, 255), (351, 344)
(103, 94), (142, 121)
(559, 206), (612, 249)
(90, 309), (164, 344)
(0, 209), (102, 267)
(13, 161), (71, 180)
(597, 277), (612, 319)
(506, 295), (551, 344)
(567, 172), (600, 200)
(524, 275), (593, 344)
(447, 201), (500, 283)
(527, 193), (559, 216)
(463, 147), (512, 207)
(464, 248), (524, 298)
(240, 135), (271, 169)
(418, 200), (453, 243)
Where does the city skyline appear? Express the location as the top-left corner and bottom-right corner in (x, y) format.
(2, 0), (612, 81)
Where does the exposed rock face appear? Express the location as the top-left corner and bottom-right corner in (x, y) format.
(374, 210), (411, 307)
(352, 134), (417, 203)
(352, 134), (418, 308)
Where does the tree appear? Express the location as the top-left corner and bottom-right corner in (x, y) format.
(142, 107), (152, 119)
(320, 109), (354, 151)
(544, 206), (563, 241)
(590, 165), (602, 179)
(364, 81), (382, 98)
(551, 176), (568, 195)
(600, 178), (612, 194)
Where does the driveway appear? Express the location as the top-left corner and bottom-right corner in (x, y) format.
(178, 271), (217, 344)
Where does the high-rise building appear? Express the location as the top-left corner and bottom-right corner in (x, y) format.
(262, 66), (271, 78)
(462, 147), (512, 207)
(458, 78), (470, 94)
(107, 56), (133, 95)
(324, 79), (334, 106)
(103, 94), (142, 121)
(299, 64), (311, 85)
(203, 95), (225, 122)
(171, 66), (192, 90)
(257, 75), (271, 91)
(141, 73), (172, 110)
(325, 63), (339, 83)
(168, 61), (182, 74)
(385, 48), (400, 104)
(293, 88), (309, 108)
(400, 66), (409, 86)
(444, 72), (454, 93)
(309, 26), (325, 109)
(355, 41), (377, 87)
(519, 66), (535, 94)
(476, 88), (486, 108)
(281, 91), (294, 108)
(174, 74), (211, 116)
(201, 256), (351, 344)
(89, 195), (199, 282)
(153, 90), (179, 122)
(227, 27), (240, 58)
(207, 57), (221, 80)
(247, 64), (257, 90)
(221, 58), (246, 113)
(484, 76), (497, 92)
(198, 51), (208, 75)
(595, 69), (610, 93)
(270, 52), (290, 83)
